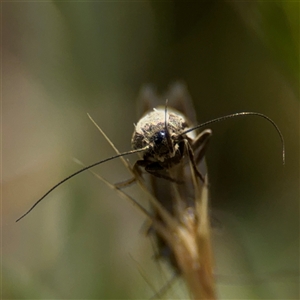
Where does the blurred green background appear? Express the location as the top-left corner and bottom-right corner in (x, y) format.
(3, 2), (299, 299)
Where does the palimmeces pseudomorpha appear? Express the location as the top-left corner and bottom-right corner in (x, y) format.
(16, 82), (285, 300)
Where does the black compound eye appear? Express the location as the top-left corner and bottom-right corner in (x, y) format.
(154, 131), (166, 145)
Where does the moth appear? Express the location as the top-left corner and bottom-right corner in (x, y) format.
(16, 82), (285, 299)
(131, 84), (216, 299)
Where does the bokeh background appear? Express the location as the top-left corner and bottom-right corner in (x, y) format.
(3, 2), (299, 299)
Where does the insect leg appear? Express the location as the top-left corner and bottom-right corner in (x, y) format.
(191, 129), (212, 165)
(184, 139), (206, 182)
(114, 161), (145, 189)
(114, 177), (137, 189)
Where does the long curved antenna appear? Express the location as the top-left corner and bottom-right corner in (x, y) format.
(181, 112), (285, 165)
(16, 146), (148, 222)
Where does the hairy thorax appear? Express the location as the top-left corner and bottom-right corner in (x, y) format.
(131, 107), (192, 167)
